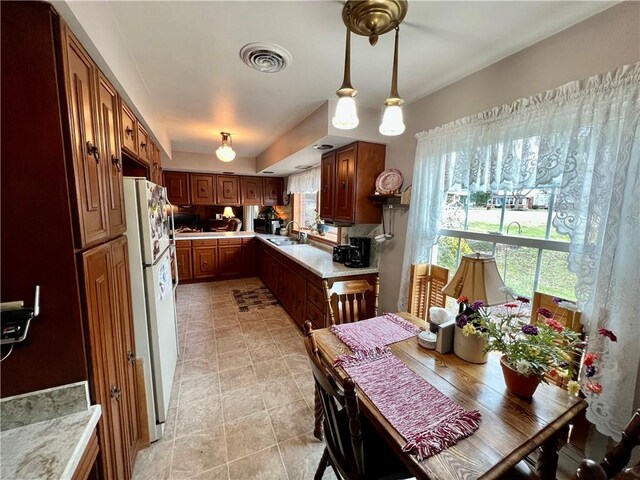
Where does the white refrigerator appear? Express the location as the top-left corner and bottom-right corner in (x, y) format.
(124, 177), (178, 442)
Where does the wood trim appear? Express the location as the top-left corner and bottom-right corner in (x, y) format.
(72, 430), (99, 480)
(135, 358), (150, 449)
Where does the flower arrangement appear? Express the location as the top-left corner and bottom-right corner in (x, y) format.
(308, 210), (327, 235)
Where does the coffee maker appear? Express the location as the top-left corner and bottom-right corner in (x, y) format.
(344, 237), (371, 268)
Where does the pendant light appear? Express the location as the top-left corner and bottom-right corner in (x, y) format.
(379, 26), (405, 136)
(332, 5), (359, 130)
(215, 132), (236, 162)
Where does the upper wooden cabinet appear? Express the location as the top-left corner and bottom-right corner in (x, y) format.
(190, 174), (215, 205)
(216, 175), (240, 205)
(149, 141), (162, 186)
(320, 141), (385, 225)
(137, 123), (150, 165)
(98, 73), (126, 237)
(240, 176), (263, 205)
(164, 172), (190, 205)
(119, 101), (138, 157)
(263, 177), (283, 206)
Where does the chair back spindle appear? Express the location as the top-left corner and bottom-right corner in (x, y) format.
(324, 278), (379, 325)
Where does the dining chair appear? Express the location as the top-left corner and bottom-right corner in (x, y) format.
(303, 321), (413, 480)
(323, 277), (379, 325)
(407, 263), (449, 320)
(574, 409), (640, 479)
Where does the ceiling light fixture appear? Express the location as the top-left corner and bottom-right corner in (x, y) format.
(332, 0), (408, 136)
(215, 132), (236, 162)
(379, 26), (405, 136)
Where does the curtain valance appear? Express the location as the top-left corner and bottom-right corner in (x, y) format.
(287, 166), (321, 193)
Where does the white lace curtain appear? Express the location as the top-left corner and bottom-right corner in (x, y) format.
(287, 166), (320, 193)
(399, 63), (640, 440)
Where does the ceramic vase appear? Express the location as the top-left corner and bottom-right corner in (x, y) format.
(453, 326), (488, 364)
(500, 355), (541, 398)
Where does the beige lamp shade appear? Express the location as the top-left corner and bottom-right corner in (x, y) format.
(441, 253), (508, 307)
(222, 207), (235, 218)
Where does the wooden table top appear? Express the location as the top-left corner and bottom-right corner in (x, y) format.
(313, 312), (587, 480)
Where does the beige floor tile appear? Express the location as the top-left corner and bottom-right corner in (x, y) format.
(221, 384), (266, 422)
(183, 339), (217, 362)
(158, 407), (176, 444)
(227, 446), (288, 480)
(240, 320), (267, 334)
(244, 332), (274, 348)
(182, 356), (218, 380)
(217, 348), (252, 372)
(260, 376), (303, 410)
(279, 431), (326, 480)
(175, 395), (223, 437)
(187, 320), (215, 334)
(253, 358), (290, 383)
(217, 335), (247, 354)
(292, 372), (316, 403)
(171, 424), (226, 478)
(179, 373), (220, 406)
(283, 354), (312, 376)
(248, 343), (281, 363)
(265, 315), (296, 330)
(268, 399), (313, 443)
(224, 411), (277, 461)
(192, 464), (229, 480)
(219, 365), (258, 393)
(277, 337), (306, 356)
(269, 326), (301, 342)
(132, 440), (173, 479)
(187, 329), (216, 345)
(214, 315), (240, 328)
(236, 311), (263, 322)
(168, 379), (181, 411)
(214, 325), (242, 340)
(259, 306), (287, 319)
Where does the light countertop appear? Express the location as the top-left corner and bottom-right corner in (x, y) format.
(175, 231), (379, 279)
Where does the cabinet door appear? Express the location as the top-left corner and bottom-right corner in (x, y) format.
(242, 240), (256, 276)
(120, 100), (138, 157)
(176, 246), (193, 280)
(334, 145), (356, 223)
(240, 177), (263, 205)
(193, 247), (217, 278)
(64, 31), (109, 248)
(82, 243), (126, 480)
(290, 270), (306, 326)
(110, 237), (140, 474)
(262, 178), (283, 206)
(149, 141), (160, 185)
(190, 174), (215, 205)
(219, 245), (242, 276)
(163, 172), (189, 205)
(320, 152), (335, 220)
(98, 74), (126, 237)
(137, 124), (150, 165)
(216, 175), (240, 205)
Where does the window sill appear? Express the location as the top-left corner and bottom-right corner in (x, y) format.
(292, 229), (338, 246)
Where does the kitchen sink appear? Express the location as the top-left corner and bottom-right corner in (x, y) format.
(268, 237), (301, 246)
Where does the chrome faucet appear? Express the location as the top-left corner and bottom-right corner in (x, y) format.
(285, 221), (302, 240)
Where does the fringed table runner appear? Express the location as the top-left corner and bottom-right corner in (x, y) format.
(330, 315), (481, 460)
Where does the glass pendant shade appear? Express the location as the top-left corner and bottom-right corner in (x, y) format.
(379, 104), (405, 136)
(332, 96), (359, 130)
(215, 132), (236, 162)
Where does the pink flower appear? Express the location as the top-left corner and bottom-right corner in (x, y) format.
(504, 303), (518, 308)
(584, 352), (598, 367)
(516, 296), (530, 304)
(585, 383), (603, 394)
(537, 307), (554, 319)
(457, 296), (469, 304)
(548, 368), (558, 378)
(598, 328), (617, 342)
(545, 319), (564, 333)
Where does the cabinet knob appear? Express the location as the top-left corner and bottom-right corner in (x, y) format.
(111, 155), (122, 172)
(110, 385), (122, 401)
(86, 141), (100, 163)
(203, 261), (208, 266)
(127, 350), (136, 364)
(140, 142), (147, 151)
(125, 126), (133, 137)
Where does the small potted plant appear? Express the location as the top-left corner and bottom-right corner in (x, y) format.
(453, 296), (489, 364)
(310, 210), (328, 236)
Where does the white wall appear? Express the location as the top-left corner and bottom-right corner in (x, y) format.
(378, 2), (640, 313)
(168, 151), (257, 175)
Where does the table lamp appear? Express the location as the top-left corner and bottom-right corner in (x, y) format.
(441, 253), (509, 312)
(222, 207), (235, 219)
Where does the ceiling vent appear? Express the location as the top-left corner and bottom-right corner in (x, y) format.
(263, 171), (274, 174)
(240, 43), (292, 73)
(312, 144), (334, 150)
(294, 165), (313, 170)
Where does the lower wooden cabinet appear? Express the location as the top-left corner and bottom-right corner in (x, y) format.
(193, 241), (218, 279)
(218, 239), (243, 277)
(176, 242), (193, 281)
(242, 238), (257, 276)
(81, 236), (139, 480)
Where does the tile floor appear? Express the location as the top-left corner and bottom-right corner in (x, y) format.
(133, 278), (334, 480)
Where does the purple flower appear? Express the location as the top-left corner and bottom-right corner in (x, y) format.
(521, 324), (539, 336)
(471, 300), (485, 311)
(559, 361), (569, 368)
(552, 297), (564, 305)
(516, 296), (530, 304)
(586, 365), (597, 377)
(456, 314), (468, 328)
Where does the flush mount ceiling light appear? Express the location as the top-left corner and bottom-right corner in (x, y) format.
(215, 132), (236, 162)
(240, 42), (292, 73)
(312, 144), (334, 150)
(332, 0), (408, 136)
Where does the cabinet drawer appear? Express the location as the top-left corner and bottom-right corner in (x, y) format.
(218, 238), (242, 246)
(307, 301), (326, 330)
(192, 239), (218, 247)
(176, 240), (192, 248)
(307, 281), (325, 309)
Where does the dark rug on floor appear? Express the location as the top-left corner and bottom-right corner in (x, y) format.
(232, 287), (279, 312)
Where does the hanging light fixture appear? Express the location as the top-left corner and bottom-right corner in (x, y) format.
(332, 4), (359, 130)
(379, 25), (405, 136)
(215, 132), (236, 162)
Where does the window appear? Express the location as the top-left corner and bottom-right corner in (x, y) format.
(434, 186), (577, 300)
(291, 193), (339, 244)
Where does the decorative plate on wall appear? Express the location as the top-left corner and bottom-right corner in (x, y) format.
(375, 169), (404, 194)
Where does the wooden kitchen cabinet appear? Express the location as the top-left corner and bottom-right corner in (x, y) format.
(98, 73), (126, 237)
(242, 238), (257, 276)
(190, 174), (216, 205)
(136, 123), (150, 165)
(320, 141), (386, 225)
(164, 171), (190, 205)
(218, 239), (243, 276)
(262, 177), (283, 206)
(119, 100), (138, 157)
(240, 176), (263, 205)
(216, 175), (240, 205)
(149, 141), (162, 186)
(176, 242), (193, 281)
(81, 236), (140, 480)
(193, 240), (218, 279)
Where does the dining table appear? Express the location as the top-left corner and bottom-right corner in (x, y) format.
(311, 311), (587, 480)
